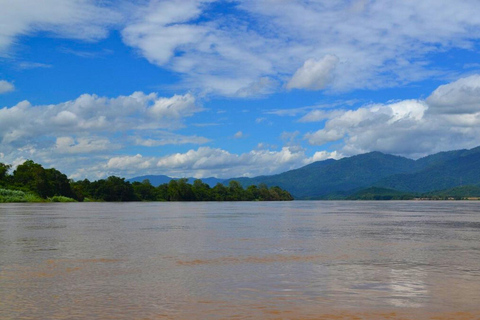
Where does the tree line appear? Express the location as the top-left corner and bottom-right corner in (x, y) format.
(0, 160), (293, 202)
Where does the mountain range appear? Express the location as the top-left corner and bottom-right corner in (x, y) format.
(128, 146), (480, 199)
(127, 175), (225, 187)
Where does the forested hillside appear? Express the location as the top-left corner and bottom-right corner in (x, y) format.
(231, 152), (417, 199)
(230, 146), (480, 199)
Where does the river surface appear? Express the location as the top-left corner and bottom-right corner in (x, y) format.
(1, 201), (480, 319)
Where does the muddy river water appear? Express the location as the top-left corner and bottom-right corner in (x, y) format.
(1, 201), (480, 319)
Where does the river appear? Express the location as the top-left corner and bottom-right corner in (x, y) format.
(1, 201), (480, 319)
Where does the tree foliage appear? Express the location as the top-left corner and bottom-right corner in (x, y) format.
(0, 160), (293, 202)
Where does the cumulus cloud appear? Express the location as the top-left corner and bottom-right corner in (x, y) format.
(71, 145), (319, 180)
(153, 146), (309, 178)
(0, 80), (14, 94)
(0, 92), (202, 145)
(307, 150), (342, 163)
(0, 91), (209, 178)
(107, 154), (153, 171)
(286, 55), (339, 90)
(304, 75), (480, 158)
(426, 75), (480, 114)
(148, 93), (198, 119)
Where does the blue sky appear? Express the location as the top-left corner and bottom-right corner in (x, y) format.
(2, 0), (480, 180)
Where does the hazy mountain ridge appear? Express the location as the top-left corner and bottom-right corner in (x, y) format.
(128, 146), (480, 199)
(375, 147), (480, 193)
(229, 152), (417, 199)
(127, 175), (225, 187)
(230, 146), (480, 199)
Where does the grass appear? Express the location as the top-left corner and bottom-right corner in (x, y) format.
(48, 195), (77, 202)
(0, 188), (76, 203)
(0, 188), (44, 203)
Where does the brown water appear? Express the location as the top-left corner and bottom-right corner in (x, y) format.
(1, 201), (480, 319)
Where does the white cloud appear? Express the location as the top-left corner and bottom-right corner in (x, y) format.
(0, 0), (120, 55)
(58, 144), (326, 180)
(304, 75), (480, 158)
(17, 62), (52, 69)
(0, 80), (14, 94)
(286, 55), (339, 90)
(107, 154), (153, 171)
(305, 128), (346, 146)
(55, 136), (114, 154)
(134, 132), (210, 146)
(426, 74), (480, 114)
(0, 92), (202, 145)
(298, 110), (329, 123)
(233, 131), (243, 139)
(148, 93), (199, 119)
(307, 150), (342, 163)
(3, 1), (480, 96)
(153, 146), (309, 178)
(117, 0), (480, 96)
(0, 91), (209, 179)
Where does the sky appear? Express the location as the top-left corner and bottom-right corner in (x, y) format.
(1, 0), (480, 180)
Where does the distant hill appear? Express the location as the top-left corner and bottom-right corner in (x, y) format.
(229, 152), (416, 199)
(346, 187), (415, 200)
(375, 146), (480, 192)
(128, 146), (480, 199)
(127, 175), (224, 187)
(127, 175), (173, 186)
(228, 146), (480, 199)
(424, 185), (480, 198)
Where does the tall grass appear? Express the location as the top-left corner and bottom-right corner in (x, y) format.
(48, 196), (76, 202)
(0, 188), (44, 203)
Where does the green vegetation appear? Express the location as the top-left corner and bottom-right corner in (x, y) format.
(421, 185), (480, 200)
(0, 160), (293, 202)
(231, 146), (480, 200)
(0, 188), (43, 203)
(346, 187), (415, 200)
(232, 152), (418, 199)
(48, 195), (77, 202)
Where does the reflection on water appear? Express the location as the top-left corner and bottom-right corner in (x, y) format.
(1, 201), (480, 319)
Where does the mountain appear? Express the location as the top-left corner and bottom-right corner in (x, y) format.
(230, 152), (417, 199)
(229, 146), (480, 199)
(127, 175), (224, 187)
(128, 146), (480, 199)
(375, 146), (480, 192)
(127, 175), (173, 186)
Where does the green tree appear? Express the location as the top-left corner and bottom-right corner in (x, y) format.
(45, 168), (74, 198)
(0, 163), (12, 186)
(258, 183), (270, 201)
(156, 184), (168, 201)
(228, 180), (245, 200)
(13, 160), (50, 198)
(167, 180), (180, 201)
(245, 185), (259, 200)
(177, 178), (195, 201)
(132, 179), (157, 201)
(192, 179), (211, 201)
(212, 183), (228, 201)
(92, 176), (137, 201)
